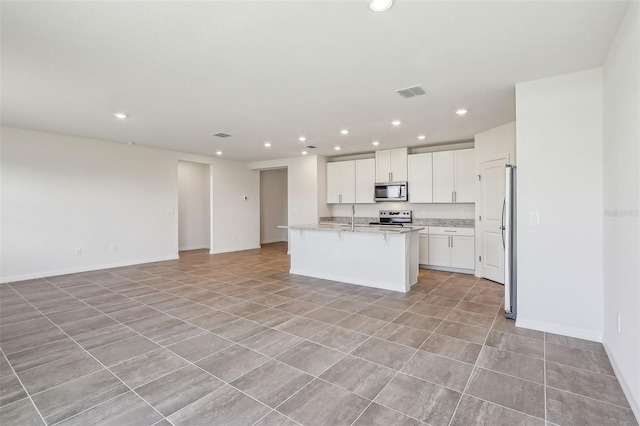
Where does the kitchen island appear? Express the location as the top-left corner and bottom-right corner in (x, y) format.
(280, 224), (424, 293)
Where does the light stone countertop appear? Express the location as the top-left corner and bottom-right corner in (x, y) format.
(279, 224), (425, 234)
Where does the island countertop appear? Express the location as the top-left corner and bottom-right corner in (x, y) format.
(279, 223), (425, 234)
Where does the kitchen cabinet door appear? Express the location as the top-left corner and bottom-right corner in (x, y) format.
(451, 235), (475, 269)
(454, 149), (475, 202)
(326, 161), (355, 204)
(355, 158), (375, 204)
(408, 153), (433, 203)
(418, 233), (429, 264)
(433, 151), (455, 202)
(375, 148), (407, 182)
(428, 235), (451, 267)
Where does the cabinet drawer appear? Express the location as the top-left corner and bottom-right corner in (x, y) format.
(428, 227), (474, 237)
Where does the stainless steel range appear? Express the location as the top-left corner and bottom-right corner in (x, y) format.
(370, 210), (412, 226)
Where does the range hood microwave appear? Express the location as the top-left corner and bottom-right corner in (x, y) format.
(374, 182), (408, 202)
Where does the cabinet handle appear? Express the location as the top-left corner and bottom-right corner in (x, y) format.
(454, 191), (457, 202)
(451, 236), (454, 247)
(339, 194), (342, 203)
(452, 191), (455, 202)
(389, 171), (392, 182)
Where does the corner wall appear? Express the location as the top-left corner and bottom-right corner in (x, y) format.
(602, 2), (640, 416)
(515, 69), (604, 340)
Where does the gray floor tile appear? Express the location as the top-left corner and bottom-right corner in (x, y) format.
(435, 320), (489, 344)
(450, 395), (544, 426)
(135, 365), (223, 416)
(447, 309), (495, 328)
(420, 294), (460, 308)
(74, 324), (138, 350)
(325, 299), (369, 313)
(335, 314), (389, 335)
(408, 302), (453, 319)
(110, 349), (189, 388)
(477, 345), (544, 383)
(166, 332), (232, 362)
(351, 337), (416, 370)
(274, 299), (319, 315)
(353, 402), (421, 426)
(58, 315), (119, 336)
(108, 305), (158, 323)
(277, 379), (370, 426)
(0, 373), (27, 407)
(491, 316), (544, 340)
(253, 410), (298, 426)
(374, 323), (430, 349)
(309, 326), (369, 353)
(419, 333), (482, 364)
(303, 306), (351, 324)
(320, 355), (396, 399)
(31, 369), (128, 425)
(241, 329), (304, 357)
(231, 360), (312, 408)
(545, 333), (606, 353)
(356, 305), (403, 322)
(0, 398), (44, 426)
(126, 313), (181, 334)
(545, 342), (615, 376)
(466, 368), (544, 419)
(0, 306), (44, 326)
(186, 310), (238, 330)
(17, 352), (102, 394)
(0, 318), (55, 341)
(167, 384), (270, 426)
(375, 373), (461, 425)
(393, 312), (442, 332)
(220, 301), (269, 317)
(484, 330), (544, 359)
(212, 318), (268, 342)
(455, 300), (500, 316)
(402, 351), (473, 392)
(546, 361), (630, 407)
(47, 306), (102, 325)
(0, 353), (11, 378)
(55, 391), (162, 426)
(546, 387), (638, 426)
(1, 327), (68, 355)
(92, 330), (161, 364)
(6, 338), (82, 372)
(275, 316), (329, 338)
(196, 345), (268, 382)
(277, 341), (344, 376)
(246, 309), (297, 327)
(142, 321), (202, 346)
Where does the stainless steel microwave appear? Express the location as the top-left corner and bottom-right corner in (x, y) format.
(374, 182), (408, 202)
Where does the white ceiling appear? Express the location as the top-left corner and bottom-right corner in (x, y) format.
(1, 1), (629, 162)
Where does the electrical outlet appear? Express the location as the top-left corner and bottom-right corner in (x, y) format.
(110, 244), (117, 253)
(530, 212), (541, 226)
(75, 248), (82, 255)
(233, 233), (238, 241)
(459, 208), (465, 216)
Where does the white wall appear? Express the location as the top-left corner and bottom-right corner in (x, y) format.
(178, 161), (210, 251)
(515, 69), (604, 340)
(1, 127), (179, 281)
(602, 2), (640, 417)
(260, 169), (288, 243)
(209, 158), (260, 254)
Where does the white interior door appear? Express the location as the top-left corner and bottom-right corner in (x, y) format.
(479, 158), (507, 283)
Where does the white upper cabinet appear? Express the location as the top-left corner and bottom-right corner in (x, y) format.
(355, 158), (375, 204)
(375, 148), (408, 182)
(407, 153), (433, 203)
(326, 161), (355, 204)
(433, 148), (475, 203)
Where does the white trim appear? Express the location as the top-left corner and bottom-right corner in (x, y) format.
(603, 342), (640, 421)
(0, 255), (179, 284)
(178, 245), (210, 251)
(516, 317), (603, 342)
(289, 267), (412, 293)
(260, 239), (288, 244)
(419, 264), (475, 275)
(209, 245), (261, 255)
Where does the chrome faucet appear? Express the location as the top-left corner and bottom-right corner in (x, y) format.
(351, 204), (355, 231)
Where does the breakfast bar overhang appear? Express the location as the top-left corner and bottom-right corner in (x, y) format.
(280, 224), (424, 293)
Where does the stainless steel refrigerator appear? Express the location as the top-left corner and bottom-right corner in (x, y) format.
(502, 165), (517, 320)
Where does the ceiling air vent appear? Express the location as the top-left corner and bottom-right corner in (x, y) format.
(396, 85), (425, 98)
(305, 145), (317, 149)
(212, 132), (231, 138)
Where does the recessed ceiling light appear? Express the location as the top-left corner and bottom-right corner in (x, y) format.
(391, 120), (402, 126)
(216, 151), (222, 156)
(264, 142), (271, 147)
(372, 141), (380, 146)
(334, 146), (341, 151)
(340, 129), (349, 135)
(298, 136), (307, 142)
(456, 109), (468, 116)
(113, 112), (128, 119)
(301, 151), (308, 155)
(369, 0), (394, 12)
(418, 135), (426, 140)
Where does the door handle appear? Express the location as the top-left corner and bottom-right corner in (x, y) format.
(501, 197), (506, 249)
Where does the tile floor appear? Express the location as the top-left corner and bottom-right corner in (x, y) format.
(0, 242), (637, 426)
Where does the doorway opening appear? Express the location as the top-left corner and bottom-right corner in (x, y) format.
(178, 161), (211, 252)
(260, 168), (288, 246)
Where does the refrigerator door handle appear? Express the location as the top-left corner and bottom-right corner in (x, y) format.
(501, 197), (506, 249)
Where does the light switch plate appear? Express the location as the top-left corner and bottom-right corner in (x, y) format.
(530, 212), (541, 226)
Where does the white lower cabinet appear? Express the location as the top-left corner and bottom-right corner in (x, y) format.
(418, 233), (429, 264)
(427, 227), (475, 270)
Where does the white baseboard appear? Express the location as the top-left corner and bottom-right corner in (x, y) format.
(260, 239), (287, 244)
(289, 267), (411, 293)
(515, 317), (603, 342)
(209, 245), (261, 255)
(603, 342), (640, 421)
(420, 264), (475, 275)
(178, 245), (209, 251)
(0, 255), (179, 284)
